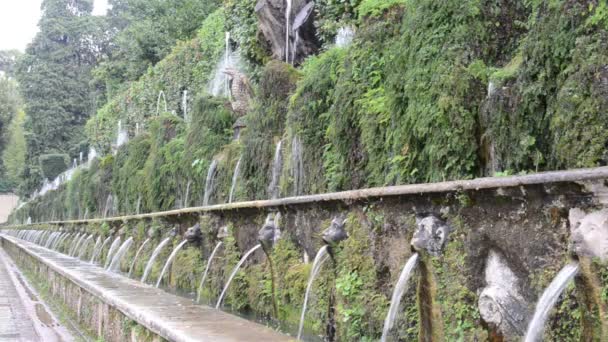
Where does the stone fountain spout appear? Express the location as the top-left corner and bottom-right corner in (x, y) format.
(568, 208), (608, 262)
(258, 214), (281, 252)
(322, 216), (348, 246)
(185, 223), (203, 244)
(410, 213), (451, 256)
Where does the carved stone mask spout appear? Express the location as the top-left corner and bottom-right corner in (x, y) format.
(185, 223), (202, 244)
(217, 226), (230, 240)
(569, 208), (608, 262)
(322, 216), (348, 246)
(258, 214), (280, 251)
(411, 214), (451, 256)
(169, 227), (178, 238)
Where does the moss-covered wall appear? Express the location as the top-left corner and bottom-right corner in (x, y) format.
(9, 180), (608, 341)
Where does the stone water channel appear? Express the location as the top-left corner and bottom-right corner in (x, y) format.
(2, 167), (608, 341)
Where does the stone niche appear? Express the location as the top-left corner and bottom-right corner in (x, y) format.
(255, 0), (320, 64)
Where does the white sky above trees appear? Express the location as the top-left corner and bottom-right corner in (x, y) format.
(0, 0), (109, 51)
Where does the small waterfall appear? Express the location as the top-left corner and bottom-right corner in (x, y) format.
(88, 147), (97, 165)
(297, 245), (330, 340)
(268, 140), (283, 199)
(335, 26), (355, 47)
(381, 253), (420, 341)
(524, 263), (580, 342)
(141, 237), (172, 283)
(26, 217), (32, 225)
(285, 0), (292, 63)
(103, 194), (113, 218)
(228, 158), (242, 203)
(156, 91), (168, 115)
(155, 240), (188, 288)
(92, 236), (113, 264)
(183, 180), (192, 208)
(116, 120), (128, 148)
(128, 238), (150, 277)
(136, 195), (142, 215)
(203, 160), (218, 206)
(291, 136), (304, 196)
(77, 234), (93, 259)
(104, 237), (122, 268)
(182, 90), (189, 122)
(79, 151), (84, 164)
(108, 237), (134, 271)
(208, 33), (242, 98)
(197, 242), (223, 303)
(216, 244), (262, 309)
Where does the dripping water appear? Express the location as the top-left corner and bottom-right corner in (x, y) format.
(203, 160), (218, 206)
(268, 140), (283, 199)
(228, 158), (242, 203)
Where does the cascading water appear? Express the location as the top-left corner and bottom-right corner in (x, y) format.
(156, 91), (168, 115)
(72, 234), (92, 257)
(297, 245), (330, 340)
(524, 263), (580, 342)
(108, 237), (134, 271)
(88, 147), (97, 165)
(381, 253), (420, 341)
(285, 0), (292, 63)
(268, 141), (283, 199)
(182, 90), (189, 122)
(203, 160), (218, 206)
(291, 136), (304, 196)
(116, 120), (128, 148)
(141, 237), (172, 283)
(155, 240), (188, 288)
(128, 238), (150, 277)
(216, 244), (262, 309)
(103, 194), (113, 219)
(197, 242), (223, 303)
(92, 236), (113, 264)
(335, 26), (355, 48)
(208, 33), (242, 97)
(104, 237), (122, 268)
(67, 233), (82, 255)
(183, 180), (192, 208)
(136, 195), (142, 215)
(228, 158), (242, 203)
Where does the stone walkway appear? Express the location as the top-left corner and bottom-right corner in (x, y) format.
(0, 249), (39, 342)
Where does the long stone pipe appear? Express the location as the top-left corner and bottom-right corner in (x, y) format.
(7, 166), (608, 227)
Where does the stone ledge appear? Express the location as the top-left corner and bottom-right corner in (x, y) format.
(0, 235), (291, 342)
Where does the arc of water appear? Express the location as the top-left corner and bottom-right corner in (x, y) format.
(524, 263), (580, 342)
(297, 245), (330, 340)
(92, 236), (113, 264)
(78, 235), (94, 259)
(70, 234), (88, 256)
(108, 237), (134, 272)
(89, 236), (102, 263)
(197, 242), (223, 303)
(381, 253), (420, 342)
(67, 233), (82, 255)
(128, 238), (151, 277)
(216, 244), (262, 309)
(155, 240), (188, 288)
(141, 237), (172, 283)
(104, 237), (122, 269)
(72, 234), (92, 257)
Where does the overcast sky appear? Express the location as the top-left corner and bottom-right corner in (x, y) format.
(0, 0), (109, 51)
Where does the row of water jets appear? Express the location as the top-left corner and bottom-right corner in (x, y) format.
(1, 217), (578, 341)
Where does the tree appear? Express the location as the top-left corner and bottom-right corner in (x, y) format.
(16, 0), (101, 195)
(2, 109), (26, 189)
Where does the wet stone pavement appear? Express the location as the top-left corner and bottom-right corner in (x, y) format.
(0, 247), (73, 342)
(0, 249), (39, 341)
